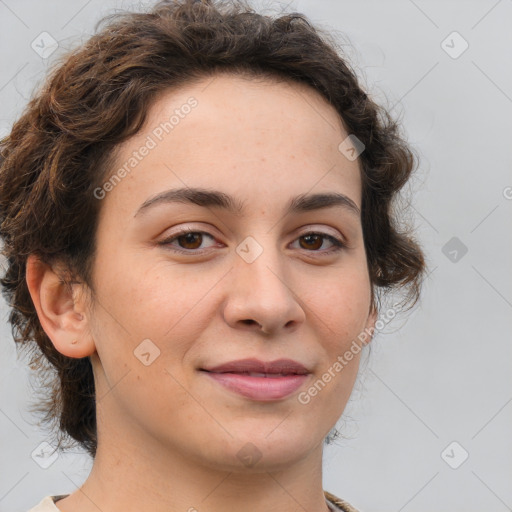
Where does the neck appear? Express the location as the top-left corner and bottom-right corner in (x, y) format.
(57, 415), (331, 512)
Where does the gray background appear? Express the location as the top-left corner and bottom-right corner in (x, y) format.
(0, 1), (511, 511)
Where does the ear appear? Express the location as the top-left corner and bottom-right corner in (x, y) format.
(25, 254), (96, 359)
(362, 301), (378, 346)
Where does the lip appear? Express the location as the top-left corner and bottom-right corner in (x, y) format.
(200, 358), (311, 401)
(203, 358), (310, 375)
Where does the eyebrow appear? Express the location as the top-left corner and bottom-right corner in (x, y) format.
(134, 187), (360, 218)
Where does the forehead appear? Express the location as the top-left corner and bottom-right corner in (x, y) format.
(143, 72), (350, 159)
(102, 72), (362, 220)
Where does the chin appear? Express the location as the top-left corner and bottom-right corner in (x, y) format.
(199, 424), (320, 473)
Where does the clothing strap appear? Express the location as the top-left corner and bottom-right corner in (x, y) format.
(324, 490), (360, 512)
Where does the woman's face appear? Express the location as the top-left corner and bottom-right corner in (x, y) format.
(85, 73), (376, 471)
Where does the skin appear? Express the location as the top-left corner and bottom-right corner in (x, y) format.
(26, 72), (377, 512)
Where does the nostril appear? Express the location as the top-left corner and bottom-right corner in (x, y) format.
(242, 319), (259, 327)
(239, 320), (270, 335)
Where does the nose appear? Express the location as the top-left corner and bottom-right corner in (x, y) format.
(222, 241), (306, 336)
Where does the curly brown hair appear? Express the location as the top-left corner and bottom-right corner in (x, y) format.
(0, 0), (425, 459)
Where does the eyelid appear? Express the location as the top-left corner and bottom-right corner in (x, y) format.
(156, 223), (221, 244)
(295, 224), (346, 242)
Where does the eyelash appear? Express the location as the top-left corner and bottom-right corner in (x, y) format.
(157, 228), (346, 256)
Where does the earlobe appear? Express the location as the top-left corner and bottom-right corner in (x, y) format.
(25, 255), (96, 359)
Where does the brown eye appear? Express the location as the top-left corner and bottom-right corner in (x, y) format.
(176, 232), (203, 250)
(299, 234), (324, 250)
(158, 230), (218, 253)
(293, 232), (344, 254)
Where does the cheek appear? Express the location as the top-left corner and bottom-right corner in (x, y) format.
(93, 255), (177, 331)
(91, 257), (218, 370)
(303, 269), (372, 342)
